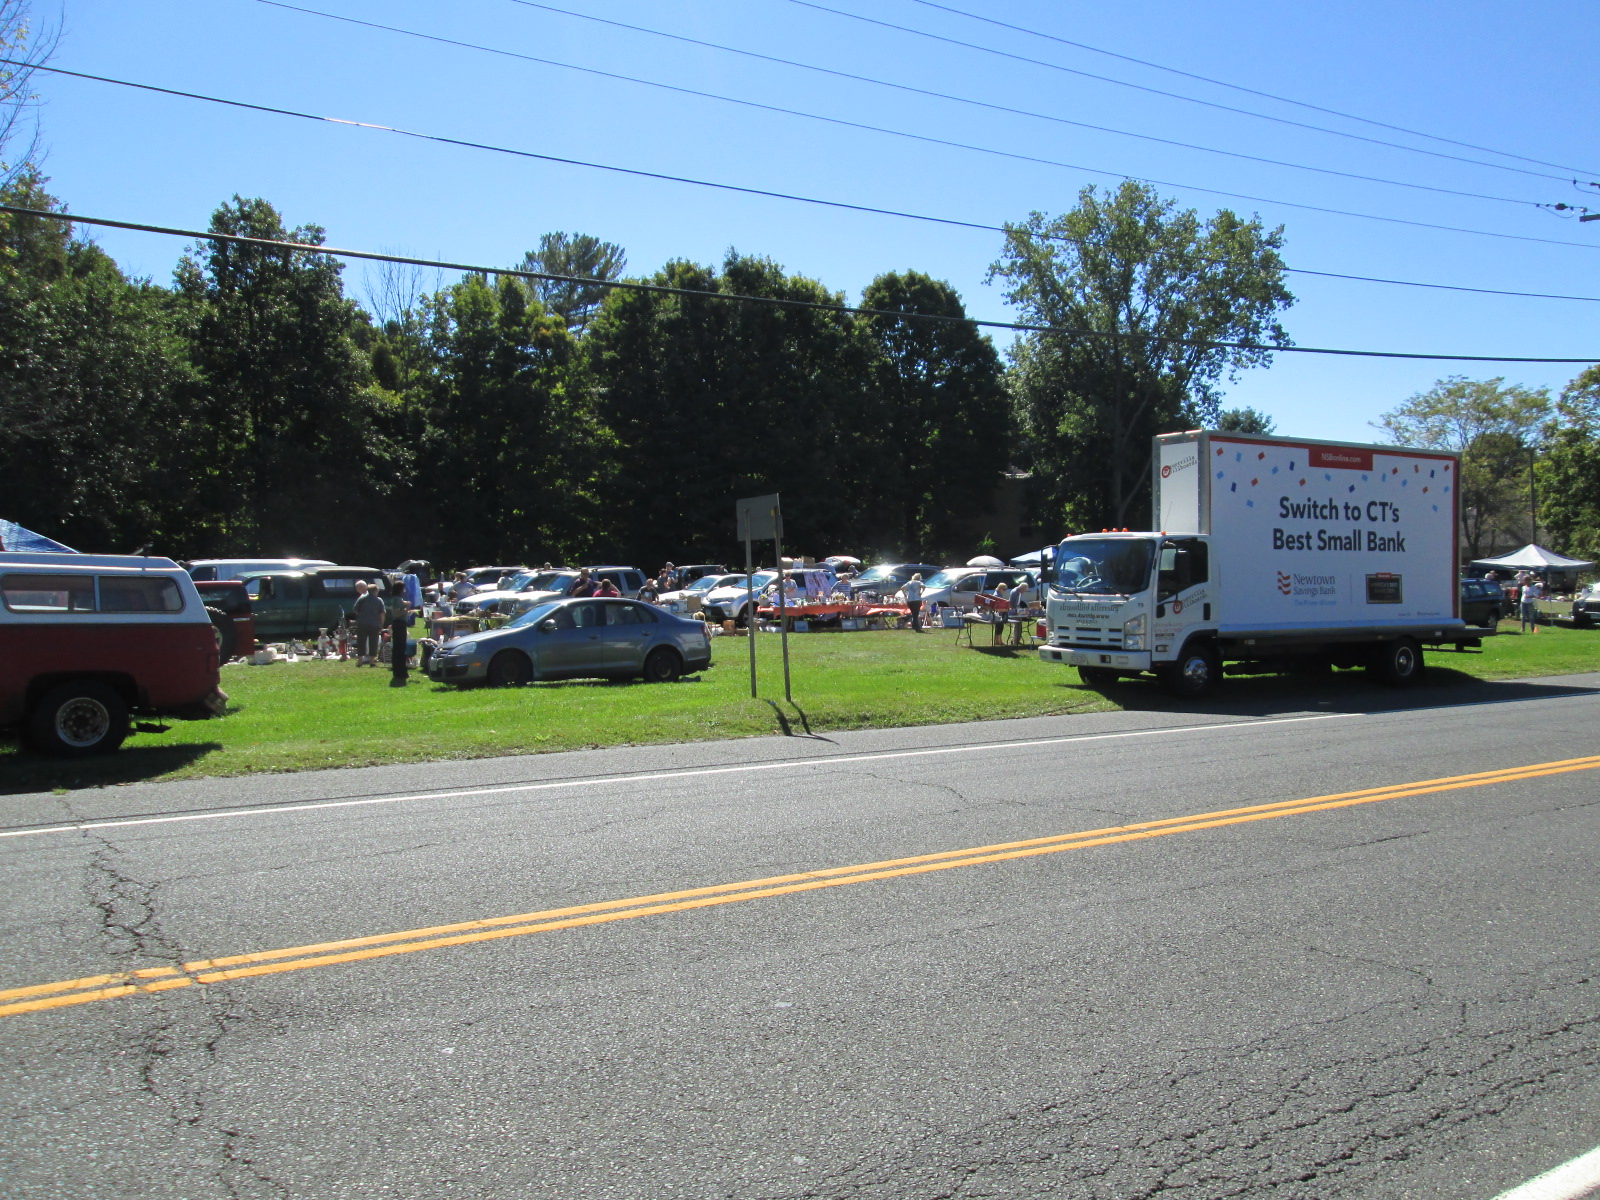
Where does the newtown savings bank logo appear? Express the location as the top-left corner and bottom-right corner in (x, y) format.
(1277, 570), (1292, 595)
(1277, 570), (1339, 603)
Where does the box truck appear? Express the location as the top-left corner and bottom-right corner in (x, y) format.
(1037, 430), (1478, 696)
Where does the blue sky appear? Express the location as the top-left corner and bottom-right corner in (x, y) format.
(23, 0), (1600, 440)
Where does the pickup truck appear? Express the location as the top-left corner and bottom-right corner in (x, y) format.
(239, 567), (405, 641)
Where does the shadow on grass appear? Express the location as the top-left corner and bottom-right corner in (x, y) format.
(1074, 664), (1599, 720)
(0, 738), (224, 795)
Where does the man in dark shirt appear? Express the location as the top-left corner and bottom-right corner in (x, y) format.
(352, 579), (387, 666)
(569, 568), (599, 598)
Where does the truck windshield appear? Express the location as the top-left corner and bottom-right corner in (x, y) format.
(1051, 539), (1155, 596)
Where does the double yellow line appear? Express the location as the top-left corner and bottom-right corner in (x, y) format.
(6, 753), (1598, 1020)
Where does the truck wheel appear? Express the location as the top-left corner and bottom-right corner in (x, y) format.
(28, 681), (130, 756)
(486, 651), (532, 687)
(1078, 666), (1119, 688)
(1161, 641), (1220, 698)
(205, 606), (237, 660)
(1370, 636), (1424, 687)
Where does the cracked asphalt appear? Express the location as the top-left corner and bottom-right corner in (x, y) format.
(3, 670), (1600, 1199)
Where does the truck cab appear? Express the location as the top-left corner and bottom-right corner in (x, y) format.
(1038, 533), (1210, 687)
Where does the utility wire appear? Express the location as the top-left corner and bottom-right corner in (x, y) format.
(5, 204), (1595, 363)
(778, 0), (1594, 187)
(257, 0), (1537, 211)
(906, 0), (1598, 179)
(20, 62), (1600, 255)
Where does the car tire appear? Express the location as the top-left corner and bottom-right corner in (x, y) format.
(28, 680), (130, 757)
(1485, 608), (1501, 626)
(1078, 666), (1119, 688)
(206, 605), (237, 660)
(1160, 640), (1220, 698)
(642, 647), (683, 683)
(1370, 636), (1424, 687)
(486, 650), (533, 687)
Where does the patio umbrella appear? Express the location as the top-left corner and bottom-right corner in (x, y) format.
(966, 555), (1005, 567)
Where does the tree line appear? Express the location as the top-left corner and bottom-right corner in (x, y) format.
(3, 169), (1595, 570)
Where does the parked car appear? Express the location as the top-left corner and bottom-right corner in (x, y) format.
(239, 567), (405, 641)
(458, 566), (527, 595)
(701, 566), (840, 626)
(583, 566), (648, 598)
(453, 569), (557, 617)
(670, 564), (730, 587)
(1573, 583), (1600, 628)
(660, 573), (746, 615)
(847, 563), (943, 599)
(1460, 578), (1507, 628)
(913, 567), (1038, 611)
(1, 552), (223, 755)
(428, 596), (713, 686)
(186, 557), (333, 582)
(194, 579), (257, 660)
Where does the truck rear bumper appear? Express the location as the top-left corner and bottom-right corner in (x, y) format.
(1039, 646), (1153, 672)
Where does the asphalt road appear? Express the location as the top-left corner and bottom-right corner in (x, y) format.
(4, 669), (1600, 1199)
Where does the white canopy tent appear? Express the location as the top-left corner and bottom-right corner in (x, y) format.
(1470, 544), (1594, 571)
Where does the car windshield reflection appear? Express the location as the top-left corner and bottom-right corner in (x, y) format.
(507, 601), (564, 629)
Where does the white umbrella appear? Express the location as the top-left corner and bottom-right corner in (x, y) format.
(966, 555), (1005, 568)
(824, 555), (862, 566)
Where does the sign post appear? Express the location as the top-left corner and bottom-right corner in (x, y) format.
(735, 494), (782, 700)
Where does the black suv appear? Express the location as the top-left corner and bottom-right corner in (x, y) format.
(1460, 578), (1506, 628)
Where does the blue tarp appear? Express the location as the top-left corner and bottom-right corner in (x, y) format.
(0, 519), (77, 553)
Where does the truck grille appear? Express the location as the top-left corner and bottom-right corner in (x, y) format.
(1060, 624), (1121, 648)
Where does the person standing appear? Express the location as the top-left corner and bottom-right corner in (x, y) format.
(352, 578), (387, 666)
(902, 572), (925, 633)
(569, 568), (598, 598)
(1007, 578), (1029, 645)
(1521, 576), (1544, 633)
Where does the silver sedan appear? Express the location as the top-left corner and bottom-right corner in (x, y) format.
(427, 597), (713, 686)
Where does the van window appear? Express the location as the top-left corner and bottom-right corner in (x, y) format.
(2, 574), (96, 613)
(99, 577), (184, 613)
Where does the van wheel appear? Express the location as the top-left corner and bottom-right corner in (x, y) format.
(1370, 637), (1423, 687)
(206, 606), (237, 660)
(643, 647), (683, 683)
(486, 651), (532, 687)
(1161, 641), (1220, 698)
(29, 681), (130, 756)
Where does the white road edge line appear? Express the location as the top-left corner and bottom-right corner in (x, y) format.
(1493, 1144), (1600, 1200)
(1, 712), (1358, 841)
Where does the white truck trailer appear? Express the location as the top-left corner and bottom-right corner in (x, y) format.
(1037, 430), (1478, 695)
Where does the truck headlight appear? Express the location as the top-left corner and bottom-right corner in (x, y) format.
(1121, 615), (1147, 651)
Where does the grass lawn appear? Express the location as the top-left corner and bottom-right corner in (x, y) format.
(3, 620), (1597, 791)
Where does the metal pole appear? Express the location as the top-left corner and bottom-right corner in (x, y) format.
(1529, 446), (1538, 543)
(774, 522), (792, 703)
(745, 536), (757, 699)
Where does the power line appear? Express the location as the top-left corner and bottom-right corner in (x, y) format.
(1287, 269), (1599, 304)
(6, 203), (1595, 364)
(263, 0), (1541, 211)
(777, 0), (1596, 188)
(20, 61), (1600, 255)
(905, 0), (1599, 179)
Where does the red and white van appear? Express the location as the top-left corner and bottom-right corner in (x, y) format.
(0, 552), (223, 756)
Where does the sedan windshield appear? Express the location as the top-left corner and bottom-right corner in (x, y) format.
(1052, 538), (1156, 596)
(507, 601), (564, 629)
(517, 571), (570, 592)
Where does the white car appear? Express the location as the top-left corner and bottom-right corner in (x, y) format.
(911, 567), (1038, 611)
(660, 573), (746, 615)
(701, 568), (838, 625)
(454, 569), (564, 617)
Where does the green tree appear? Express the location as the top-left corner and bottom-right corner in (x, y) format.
(991, 181), (1293, 531)
(587, 251), (870, 564)
(1216, 406), (1276, 434)
(1374, 376), (1550, 559)
(858, 270), (1008, 558)
(420, 273), (607, 564)
(0, 173), (195, 552)
(1538, 365), (1600, 562)
(0, 0), (54, 187)
(176, 196), (409, 560)
(518, 232), (626, 334)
